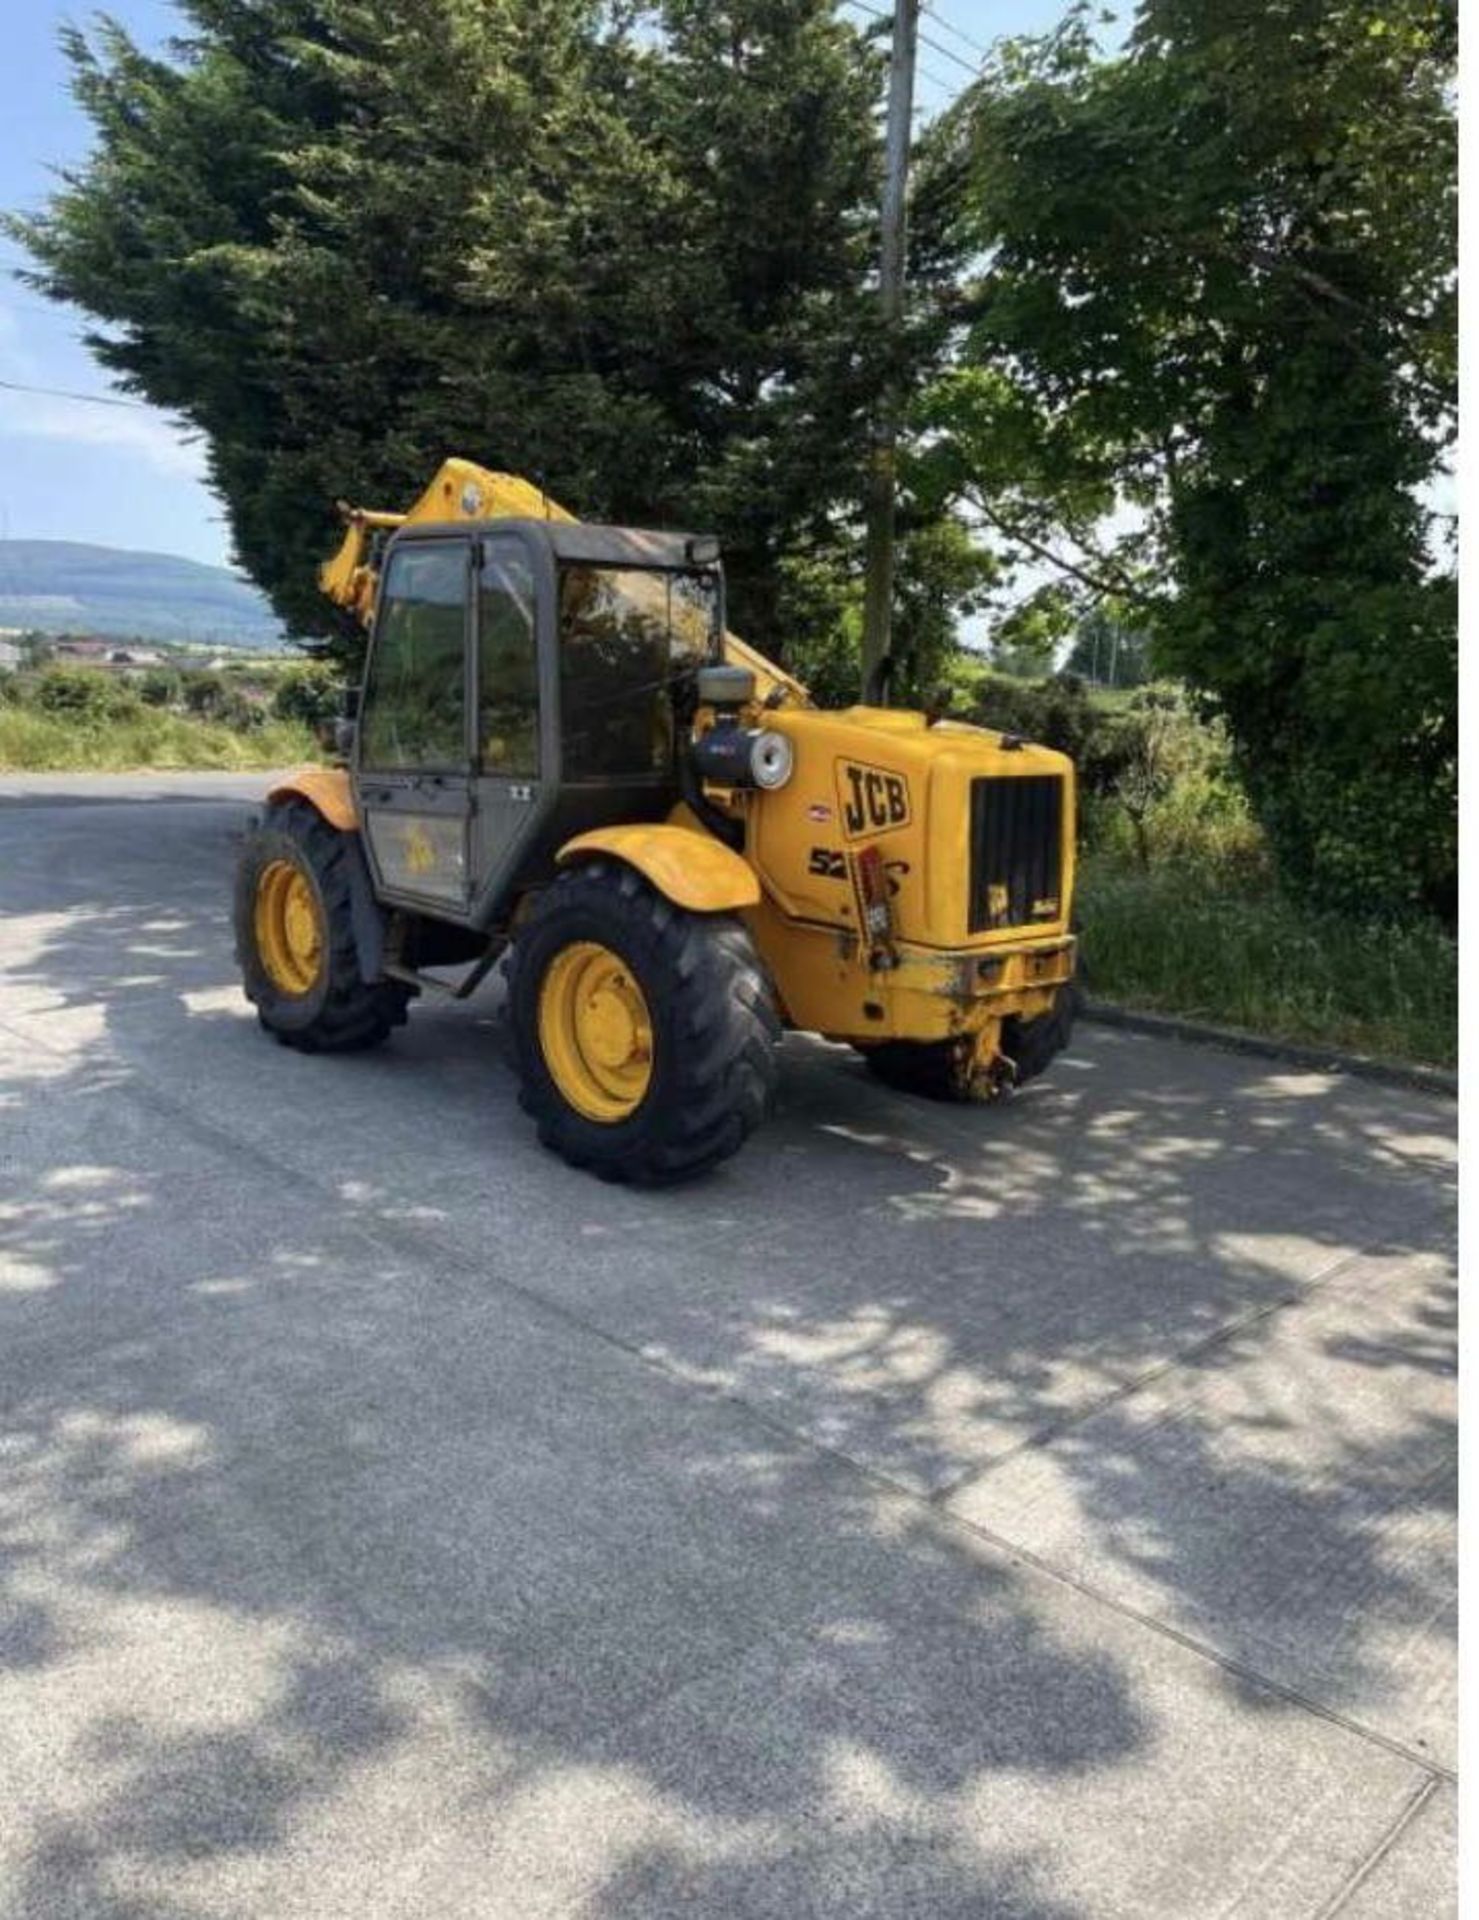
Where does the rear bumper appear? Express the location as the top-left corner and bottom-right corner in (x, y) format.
(821, 931), (1076, 1046)
(747, 887), (1076, 1045)
(899, 931), (1076, 1005)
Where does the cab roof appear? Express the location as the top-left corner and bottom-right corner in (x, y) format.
(392, 517), (712, 571)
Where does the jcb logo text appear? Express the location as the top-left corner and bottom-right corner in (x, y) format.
(839, 761), (911, 839)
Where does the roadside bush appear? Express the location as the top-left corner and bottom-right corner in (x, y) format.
(182, 670), (229, 719)
(272, 660), (342, 731)
(1083, 766), (1266, 884)
(34, 667), (114, 717)
(139, 668), (182, 706)
(0, 704), (319, 772)
(33, 667), (144, 724)
(219, 686), (268, 732)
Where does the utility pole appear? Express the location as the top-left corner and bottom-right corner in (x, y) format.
(859, 0), (919, 704)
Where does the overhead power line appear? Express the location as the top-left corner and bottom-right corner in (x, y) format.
(915, 59), (960, 94)
(921, 4), (992, 61)
(843, 0), (981, 78)
(916, 25), (979, 75)
(0, 375), (151, 411)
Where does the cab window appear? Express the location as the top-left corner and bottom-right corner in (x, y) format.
(360, 541), (468, 769)
(478, 540), (539, 777)
(559, 566), (715, 779)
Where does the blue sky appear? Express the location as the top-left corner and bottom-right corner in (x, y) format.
(0, 1), (1084, 568)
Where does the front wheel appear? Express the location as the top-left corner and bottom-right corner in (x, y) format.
(234, 798), (411, 1052)
(506, 860), (780, 1183)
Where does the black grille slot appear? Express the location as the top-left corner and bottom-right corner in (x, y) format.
(968, 776), (1064, 933)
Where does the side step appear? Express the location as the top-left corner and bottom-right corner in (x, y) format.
(383, 944), (504, 1002)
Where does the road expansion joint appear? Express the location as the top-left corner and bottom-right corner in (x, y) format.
(1308, 1774), (1444, 1919)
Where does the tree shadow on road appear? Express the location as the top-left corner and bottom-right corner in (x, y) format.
(1, 1080), (1141, 1918)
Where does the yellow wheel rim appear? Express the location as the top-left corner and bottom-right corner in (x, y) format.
(254, 858), (324, 996)
(537, 941), (654, 1123)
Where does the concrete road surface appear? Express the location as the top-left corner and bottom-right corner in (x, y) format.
(0, 773), (1457, 1919)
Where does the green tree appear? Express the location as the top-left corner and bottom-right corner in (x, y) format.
(11, 1), (973, 681)
(921, 0), (1456, 916)
(987, 582), (1074, 680)
(889, 515), (999, 700)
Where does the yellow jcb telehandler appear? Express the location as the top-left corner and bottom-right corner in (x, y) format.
(235, 459), (1077, 1181)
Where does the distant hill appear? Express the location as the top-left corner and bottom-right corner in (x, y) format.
(0, 540), (288, 649)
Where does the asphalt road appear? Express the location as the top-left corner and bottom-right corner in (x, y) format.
(0, 773), (1457, 1919)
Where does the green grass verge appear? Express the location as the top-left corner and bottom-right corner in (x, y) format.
(1076, 857), (1456, 1069)
(0, 708), (319, 772)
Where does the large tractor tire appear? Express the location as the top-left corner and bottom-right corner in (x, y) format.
(506, 859), (780, 1184)
(235, 798), (411, 1052)
(857, 983), (1080, 1101)
(1002, 982), (1080, 1085)
(856, 1037), (976, 1102)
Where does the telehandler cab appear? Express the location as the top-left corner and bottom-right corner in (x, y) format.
(235, 459), (1078, 1182)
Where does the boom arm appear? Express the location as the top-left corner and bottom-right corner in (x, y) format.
(320, 457), (809, 705)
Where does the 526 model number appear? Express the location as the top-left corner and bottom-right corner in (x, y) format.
(809, 848), (910, 897)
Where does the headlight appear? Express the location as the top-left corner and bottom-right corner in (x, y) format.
(749, 729), (794, 790)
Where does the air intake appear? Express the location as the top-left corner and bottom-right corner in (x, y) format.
(968, 776), (1064, 933)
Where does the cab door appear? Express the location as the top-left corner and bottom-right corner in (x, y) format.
(354, 534), (475, 915)
(470, 531), (546, 911)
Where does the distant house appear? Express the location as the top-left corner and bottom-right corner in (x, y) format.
(51, 637), (165, 669)
(0, 640), (20, 671)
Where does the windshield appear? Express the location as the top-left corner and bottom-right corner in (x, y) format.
(559, 565), (718, 779)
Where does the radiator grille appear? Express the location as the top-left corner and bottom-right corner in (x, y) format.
(968, 775), (1064, 933)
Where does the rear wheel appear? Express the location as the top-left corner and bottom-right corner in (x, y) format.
(235, 798), (411, 1052)
(1002, 982), (1079, 1085)
(856, 983), (1079, 1100)
(856, 1037), (974, 1102)
(507, 859), (780, 1183)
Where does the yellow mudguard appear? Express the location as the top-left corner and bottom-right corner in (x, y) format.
(556, 825), (759, 913)
(265, 766), (358, 833)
